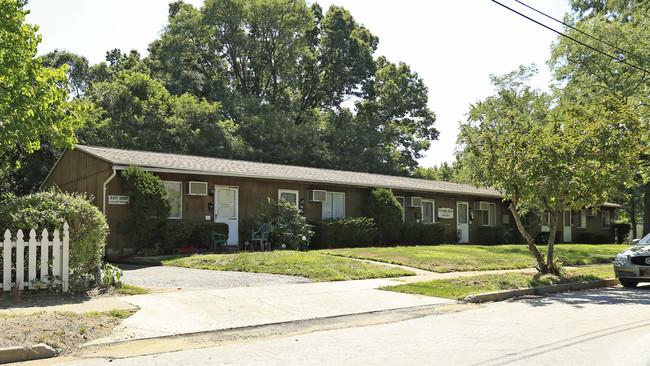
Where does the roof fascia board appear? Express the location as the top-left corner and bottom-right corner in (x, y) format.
(112, 164), (503, 198)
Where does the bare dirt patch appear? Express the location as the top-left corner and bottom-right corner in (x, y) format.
(0, 288), (134, 353)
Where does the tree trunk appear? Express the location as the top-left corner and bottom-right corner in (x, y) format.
(643, 182), (650, 236)
(509, 202), (548, 273)
(547, 212), (560, 275)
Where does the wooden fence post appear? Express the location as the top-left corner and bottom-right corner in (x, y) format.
(16, 230), (24, 290)
(2, 230), (10, 291)
(62, 222), (69, 292)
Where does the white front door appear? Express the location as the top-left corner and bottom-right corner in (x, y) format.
(563, 210), (572, 243)
(214, 186), (238, 245)
(457, 201), (469, 243)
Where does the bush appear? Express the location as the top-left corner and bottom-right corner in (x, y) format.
(311, 217), (376, 249)
(613, 223), (631, 244)
(536, 231), (562, 244)
(475, 225), (512, 245)
(575, 232), (596, 244)
(121, 166), (170, 248)
(154, 219), (229, 254)
(366, 187), (403, 244)
(399, 222), (446, 245)
(257, 198), (313, 250)
(595, 234), (612, 244)
(0, 189), (109, 276)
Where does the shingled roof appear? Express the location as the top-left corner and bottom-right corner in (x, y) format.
(75, 145), (503, 198)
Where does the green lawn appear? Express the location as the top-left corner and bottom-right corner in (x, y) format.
(381, 265), (616, 300)
(162, 251), (415, 282)
(321, 244), (627, 272)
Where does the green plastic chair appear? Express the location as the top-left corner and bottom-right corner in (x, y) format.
(210, 230), (228, 252)
(251, 223), (271, 251)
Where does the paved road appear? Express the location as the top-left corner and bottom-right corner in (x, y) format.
(68, 286), (650, 366)
(119, 264), (312, 289)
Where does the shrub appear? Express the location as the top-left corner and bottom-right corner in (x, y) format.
(154, 219), (228, 254)
(595, 234), (612, 244)
(121, 166), (170, 248)
(613, 223), (631, 244)
(575, 232), (596, 244)
(399, 222), (446, 245)
(257, 198), (313, 250)
(311, 217), (377, 249)
(536, 231), (562, 244)
(0, 188), (108, 275)
(475, 225), (512, 245)
(366, 187), (403, 244)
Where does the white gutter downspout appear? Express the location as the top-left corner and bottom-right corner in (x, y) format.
(102, 168), (117, 257)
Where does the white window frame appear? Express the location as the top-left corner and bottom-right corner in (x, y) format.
(577, 209), (587, 229)
(278, 189), (299, 206)
(395, 196), (405, 221)
(322, 192), (346, 219)
(602, 211), (611, 229)
(540, 211), (550, 232)
(482, 202), (497, 226)
(421, 199), (435, 224)
(163, 180), (183, 219)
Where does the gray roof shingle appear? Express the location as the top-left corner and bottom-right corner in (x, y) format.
(75, 144), (503, 198)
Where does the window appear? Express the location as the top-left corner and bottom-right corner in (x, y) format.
(163, 181), (182, 219)
(421, 199), (435, 224)
(395, 196), (405, 221)
(577, 209), (587, 229)
(278, 189), (299, 206)
(521, 213), (532, 227)
(322, 192), (345, 219)
(540, 212), (550, 232)
(602, 211), (611, 229)
(482, 203), (496, 226)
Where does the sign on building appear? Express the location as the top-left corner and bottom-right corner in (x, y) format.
(438, 207), (453, 219)
(108, 195), (130, 205)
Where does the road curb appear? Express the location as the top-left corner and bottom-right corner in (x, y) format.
(0, 343), (58, 364)
(464, 279), (619, 303)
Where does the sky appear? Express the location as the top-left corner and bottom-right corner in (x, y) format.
(25, 0), (571, 168)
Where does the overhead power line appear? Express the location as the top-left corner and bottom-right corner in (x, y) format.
(490, 0), (650, 75)
(513, 0), (650, 66)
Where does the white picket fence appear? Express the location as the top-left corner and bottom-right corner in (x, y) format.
(1, 223), (69, 292)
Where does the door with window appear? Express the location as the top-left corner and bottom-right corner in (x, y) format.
(421, 200), (435, 224)
(563, 210), (572, 243)
(214, 186), (238, 245)
(457, 201), (469, 243)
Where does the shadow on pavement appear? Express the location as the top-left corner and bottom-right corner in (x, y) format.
(513, 285), (650, 308)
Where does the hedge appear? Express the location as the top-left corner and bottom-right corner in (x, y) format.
(311, 217), (376, 249)
(399, 222), (446, 245)
(154, 220), (229, 254)
(475, 225), (513, 245)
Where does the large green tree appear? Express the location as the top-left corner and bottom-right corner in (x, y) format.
(145, 0), (437, 174)
(0, 0), (83, 171)
(459, 66), (642, 274)
(551, 0), (650, 235)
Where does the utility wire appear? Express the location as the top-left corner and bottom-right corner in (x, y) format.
(490, 0), (650, 74)
(513, 0), (650, 66)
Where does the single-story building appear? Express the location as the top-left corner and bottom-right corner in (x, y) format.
(41, 145), (619, 252)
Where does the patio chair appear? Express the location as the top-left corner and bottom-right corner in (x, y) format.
(210, 230), (228, 252)
(251, 223), (271, 251)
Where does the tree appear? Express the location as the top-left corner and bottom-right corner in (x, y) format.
(550, 1), (650, 235)
(366, 187), (403, 244)
(458, 66), (642, 274)
(78, 70), (244, 158)
(145, 0), (437, 174)
(0, 0), (83, 167)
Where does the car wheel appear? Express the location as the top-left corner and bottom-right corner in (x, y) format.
(619, 279), (638, 288)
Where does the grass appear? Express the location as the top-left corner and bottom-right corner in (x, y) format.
(162, 251), (415, 282)
(85, 309), (136, 319)
(381, 265), (616, 300)
(115, 283), (149, 295)
(321, 244), (627, 272)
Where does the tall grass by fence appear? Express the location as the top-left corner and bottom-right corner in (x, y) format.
(1, 223), (69, 292)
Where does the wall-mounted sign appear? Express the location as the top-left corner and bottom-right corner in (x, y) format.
(108, 195), (130, 205)
(438, 207), (454, 219)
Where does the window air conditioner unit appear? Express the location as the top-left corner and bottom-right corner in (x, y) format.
(474, 201), (489, 211)
(587, 208), (598, 217)
(308, 189), (327, 202)
(185, 181), (208, 196)
(406, 196), (422, 207)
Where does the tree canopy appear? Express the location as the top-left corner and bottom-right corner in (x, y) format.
(0, 0), (83, 169)
(458, 66), (642, 273)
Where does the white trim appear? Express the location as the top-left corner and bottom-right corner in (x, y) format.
(421, 199), (435, 224)
(278, 189), (299, 206)
(577, 209), (587, 229)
